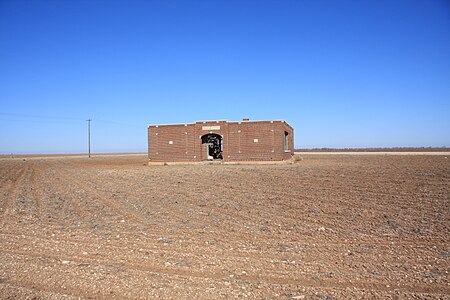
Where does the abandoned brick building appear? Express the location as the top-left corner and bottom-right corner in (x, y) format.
(147, 119), (294, 163)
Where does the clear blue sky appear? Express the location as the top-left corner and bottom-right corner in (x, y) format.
(1, 0), (449, 153)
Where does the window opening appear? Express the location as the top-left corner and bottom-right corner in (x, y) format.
(284, 131), (289, 151)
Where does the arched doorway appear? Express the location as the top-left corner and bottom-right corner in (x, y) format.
(201, 133), (223, 160)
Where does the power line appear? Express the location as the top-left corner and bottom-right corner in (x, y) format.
(0, 112), (85, 121)
(0, 112), (146, 154)
(0, 112), (143, 128)
(95, 119), (142, 128)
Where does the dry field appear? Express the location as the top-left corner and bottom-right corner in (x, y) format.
(0, 154), (448, 299)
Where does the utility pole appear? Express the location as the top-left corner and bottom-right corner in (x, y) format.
(87, 119), (92, 158)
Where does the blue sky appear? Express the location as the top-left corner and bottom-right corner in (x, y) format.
(1, 0), (449, 153)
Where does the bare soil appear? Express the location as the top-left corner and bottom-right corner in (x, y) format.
(0, 154), (448, 299)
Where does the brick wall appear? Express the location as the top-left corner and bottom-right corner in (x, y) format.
(148, 120), (294, 162)
(148, 124), (197, 162)
(226, 120), (294, 161)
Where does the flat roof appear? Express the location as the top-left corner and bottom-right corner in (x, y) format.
(148, 119), (293, 130)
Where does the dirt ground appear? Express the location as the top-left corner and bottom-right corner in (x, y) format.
(0, 154), (448, 299)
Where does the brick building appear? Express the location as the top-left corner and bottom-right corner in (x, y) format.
(148, 119), (294, 163)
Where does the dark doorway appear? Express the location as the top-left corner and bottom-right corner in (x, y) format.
(201, 134), (223, 160)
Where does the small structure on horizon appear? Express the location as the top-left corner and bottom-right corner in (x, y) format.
(147, 119), (294, 164)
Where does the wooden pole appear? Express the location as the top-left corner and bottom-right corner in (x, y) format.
(87, 119), (91, 158)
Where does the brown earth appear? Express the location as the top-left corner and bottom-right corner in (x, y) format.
(0, 154), (448, 299)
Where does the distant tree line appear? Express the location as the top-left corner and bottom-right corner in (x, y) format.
(295, 147), (449, 152)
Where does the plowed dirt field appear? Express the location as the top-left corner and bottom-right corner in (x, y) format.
(0, 154), (448, 299)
